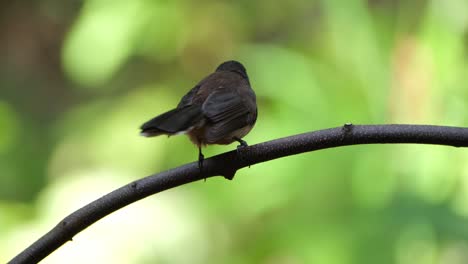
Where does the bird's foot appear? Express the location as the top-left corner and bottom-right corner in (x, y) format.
(234, 137), (248, 148)
(233, 137), (250, 167)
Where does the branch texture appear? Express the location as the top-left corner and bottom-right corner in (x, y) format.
(9, 124), (468, 263)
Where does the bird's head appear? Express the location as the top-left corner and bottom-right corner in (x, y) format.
(216, 60), (248, 80)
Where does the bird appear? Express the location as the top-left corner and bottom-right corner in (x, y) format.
(140, 60), (257, 172)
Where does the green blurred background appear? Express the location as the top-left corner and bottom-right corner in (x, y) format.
(2, 0), (468, 263)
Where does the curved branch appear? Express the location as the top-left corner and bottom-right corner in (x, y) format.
(9, 124), (468, 263)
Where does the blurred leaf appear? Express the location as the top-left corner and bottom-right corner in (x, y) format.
(63, 0), (152, 88)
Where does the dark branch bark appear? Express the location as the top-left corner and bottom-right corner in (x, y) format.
(9, 124), (468, 264)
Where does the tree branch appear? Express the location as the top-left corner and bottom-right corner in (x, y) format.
(9, 124), (468, 263)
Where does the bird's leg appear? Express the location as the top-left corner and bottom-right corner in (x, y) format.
(198, 145), (205, 181)
(233, 137), (248, 148)
(198, 145), (204, 170)
(233, 137), (250, 167)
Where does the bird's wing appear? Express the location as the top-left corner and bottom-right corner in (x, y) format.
(203, 92), (249, 122)
(177, 85), (201, 108)
(202, 92), (251, 141)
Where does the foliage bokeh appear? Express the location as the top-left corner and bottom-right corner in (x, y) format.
(2, 0), (468, 263)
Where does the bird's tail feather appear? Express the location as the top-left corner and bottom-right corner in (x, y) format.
(140, 105), (203, 137)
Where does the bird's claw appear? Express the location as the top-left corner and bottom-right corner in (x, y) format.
(234, 137), (248, 148)
(198, 146), (205, 181)
(198, 153), (204, 171)
(234, 137), (249, 167)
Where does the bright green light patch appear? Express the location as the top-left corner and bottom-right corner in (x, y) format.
(0, 101), (18, 154)
(49, 85), (176, 178)
(62, 0), (149, 88)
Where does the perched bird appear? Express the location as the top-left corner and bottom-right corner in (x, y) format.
(140, 60), (257, 170)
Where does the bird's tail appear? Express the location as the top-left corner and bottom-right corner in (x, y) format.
(140, 105), (203, 137)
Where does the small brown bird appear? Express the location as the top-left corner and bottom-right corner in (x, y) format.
(140, 60), (257, 170)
